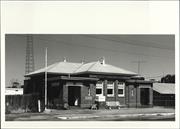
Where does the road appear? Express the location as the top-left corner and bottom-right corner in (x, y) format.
(6, 107), (175, 121)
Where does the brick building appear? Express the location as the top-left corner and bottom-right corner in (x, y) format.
(24, 58), (153, 110)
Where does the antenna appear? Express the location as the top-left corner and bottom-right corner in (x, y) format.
(25, 35), (34, 74)
(131, 58), (146, 75)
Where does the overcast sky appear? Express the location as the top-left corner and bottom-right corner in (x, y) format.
(5, 34), (175, 86)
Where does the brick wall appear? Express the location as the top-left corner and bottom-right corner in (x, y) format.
(106, 80), (126, 106)
(80, 83), (96, 108)
(128, 85), (137, 107)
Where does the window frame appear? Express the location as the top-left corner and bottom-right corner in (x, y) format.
(96, 81), (103, 96)
(107, 82), (114, 97)
(118, 82), (125, 97)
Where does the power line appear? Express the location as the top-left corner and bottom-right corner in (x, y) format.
(12, 35), (175, 59)
(83, 35), (174, 51)
(131, 60), (147, 75)
(34, 37), (174, 59)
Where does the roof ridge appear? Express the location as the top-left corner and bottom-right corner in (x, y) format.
(86, 61), (99, 72)
(73, 63), (85, 73)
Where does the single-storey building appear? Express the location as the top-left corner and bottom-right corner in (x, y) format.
(5, 88), (23, 95)
(24, 58), (153, 110)
(153, 83), (175, 107)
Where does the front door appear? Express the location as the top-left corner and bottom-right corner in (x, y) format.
(140, 88), (150, 105)
(68, 86), (81, 106)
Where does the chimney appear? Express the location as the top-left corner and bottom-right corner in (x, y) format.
(81, 58), (85, 64)
(99, 57), (105, 65)
(63, 57), (67, 62)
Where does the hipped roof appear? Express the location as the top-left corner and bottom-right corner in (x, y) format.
(153, 83), (175, 94)
(25, 61), (137, 77)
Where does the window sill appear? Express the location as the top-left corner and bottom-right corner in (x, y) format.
(107, 95), (114, 97)
(118, 95), (125, 97)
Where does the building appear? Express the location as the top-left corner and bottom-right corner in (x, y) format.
(5, 88), (23, 95)
(24, 58), (153, 110)
(153, 83), (175, 107)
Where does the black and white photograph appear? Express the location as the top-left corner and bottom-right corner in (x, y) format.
(1, 1), (179, 129)
(5, 34), (175, 121)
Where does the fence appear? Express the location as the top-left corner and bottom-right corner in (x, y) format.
(153, 100), (175, 107)
(6, 94), (39, 114)
(153, 95), (175, 107)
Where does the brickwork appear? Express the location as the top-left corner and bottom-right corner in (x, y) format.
(90, 83), (96, 104)
(128, 85), (137, 107)
(136, 87), (141, 107)
(58, 81), (63, 106)
(102, 80), (126, 106)
(24, 74), (153, 109)
(80, 85), (92, 108)
(114, 80), (118, 101)
(103, 80), (107, 97)
(149, 86), (153, 107)
(63, 83), (68, 103)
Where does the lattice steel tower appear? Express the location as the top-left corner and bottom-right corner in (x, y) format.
(25, 35), (35, 74)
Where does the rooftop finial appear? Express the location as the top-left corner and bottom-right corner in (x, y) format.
(63, 57), (67, 62)
(81, 57), (85, 64)
(99, 57), (105, 65)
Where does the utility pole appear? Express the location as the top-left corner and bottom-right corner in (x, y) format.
(132, 59), (146, 75)
(45, 47), (48, 111)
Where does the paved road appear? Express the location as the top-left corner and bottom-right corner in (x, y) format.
(6, 107), (175, 121)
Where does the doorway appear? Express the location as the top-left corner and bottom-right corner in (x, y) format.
(68, 86), (81, 106)
(140, 88), (150, 105)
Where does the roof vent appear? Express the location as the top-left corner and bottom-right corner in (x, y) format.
(99, 57), (105, 65)
(63, 57), (67, 62)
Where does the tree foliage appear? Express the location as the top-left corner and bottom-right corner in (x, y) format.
(161, 74), (175, 83)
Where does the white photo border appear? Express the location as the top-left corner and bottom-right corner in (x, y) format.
(1, 1), (179, 129)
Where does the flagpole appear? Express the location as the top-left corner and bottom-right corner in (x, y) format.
(45, 47), (47, 111)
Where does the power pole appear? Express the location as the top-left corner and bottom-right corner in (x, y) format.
(45, 47), (48, 111)
(25, 35), (34, 74)
(132, 60), (146, 75)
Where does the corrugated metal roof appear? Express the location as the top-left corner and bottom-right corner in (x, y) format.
(75, 61), (137, 75)
(26, 62), (82, 76)
(153, 83), (175, 94)
(25, 61), (137, 76)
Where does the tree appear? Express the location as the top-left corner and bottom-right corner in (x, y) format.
(10, 79), (20, 88)
(161, 74), (175, 83)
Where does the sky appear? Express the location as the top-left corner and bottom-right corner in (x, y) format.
(5, 34), (175, 86)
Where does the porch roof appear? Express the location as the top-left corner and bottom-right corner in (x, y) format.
(47, 76), (99, 81)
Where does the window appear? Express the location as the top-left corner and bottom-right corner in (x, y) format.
(118, 82), (125, 97)
(107, 89), (113, 94)
(96, 81), (103, 96)
(118, 89), (123, 94)
(107, 81), (114, 97)
(96, 89), (102, 94)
